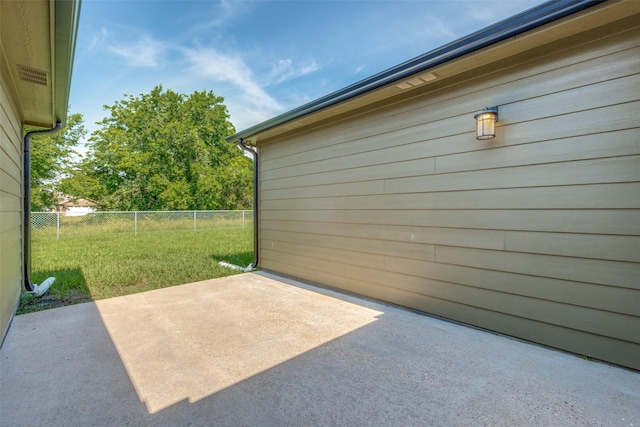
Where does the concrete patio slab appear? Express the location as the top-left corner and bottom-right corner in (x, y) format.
(1, 271), (638, 426)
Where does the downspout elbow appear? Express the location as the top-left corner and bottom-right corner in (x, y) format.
(23, 121), (63, 292)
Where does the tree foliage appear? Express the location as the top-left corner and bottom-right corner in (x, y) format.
(28, 113), (86, 210)
(62, 86), (252, 211)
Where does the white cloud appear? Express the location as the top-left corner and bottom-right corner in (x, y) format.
(181, 48), (322, 130)
(225, 102), (280, 132)
(194, 0), (256, 31)
(183, 47), (283, 114)
(108, 35), (165, 67)
(419, 16), (457, 42)
(87, 26), (165, 68)
(265, 59), (319, 85)
(465, 1), (545, 27)
(467, 7), (501, 23)
(87, 27), (109, 52)
(300, 61), (320, 75)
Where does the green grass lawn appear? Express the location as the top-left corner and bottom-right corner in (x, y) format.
(19, 227), (253, 314)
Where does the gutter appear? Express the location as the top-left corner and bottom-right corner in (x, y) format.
(237, 138), (259, 270)
(23, 122), (62, 295)
(226, 0), (604, 143)
(54, 0), (82, 126)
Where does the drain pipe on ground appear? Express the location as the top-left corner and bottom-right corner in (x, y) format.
(23, 122), (63, 296)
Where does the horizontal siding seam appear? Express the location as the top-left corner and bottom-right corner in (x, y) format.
(262, 178), (410, 193)
(505, 98), (640, 127)
(344, 266), (640, 338)
(263, 238), (435, 263)
(431, 249), (640, 289)
(262, 232), (510, 256)
(260, 228), (441, 247)
(0, 134), (22, 161)
(262, 153), (441, 183)
(501, 250), (640, 264)
(378, 256), (640, 316)
(261, 220), (502, 233)
(387, 181), (640, 196)
(262, 181), (640, 201)
(383, 253), (640, 294)
(260, 116), (441, 170)
(0, 171), (21, 186)
(261, 250), (348, 278)
(262, 132), (448, 174)
(401, 155), (640, 187)
(259, 208), (640, 214)
(431, 141), (640, 175)
(261, 208), (640, 213)
(260, 182), (640, 199)
(492, 72), (640, 116)
(497, 39), (640, 87)
(354, 264), (640, 325)
(263, 219), (549, 233)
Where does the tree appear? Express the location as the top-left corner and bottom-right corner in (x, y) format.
(63, 86), (252, 211)
(28, 113), (86, 210)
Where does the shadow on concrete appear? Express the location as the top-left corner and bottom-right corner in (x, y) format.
(1, 272), (638, 426)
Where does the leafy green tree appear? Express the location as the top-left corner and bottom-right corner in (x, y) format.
(27, 113), (86, 210)
(64, 86), (252, 211)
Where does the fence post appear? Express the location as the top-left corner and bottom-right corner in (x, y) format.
(56, 211), (60, 240)
(134, 212), (137, 236)
(193, 211), (197, 232)
(242, 210), (245, 229)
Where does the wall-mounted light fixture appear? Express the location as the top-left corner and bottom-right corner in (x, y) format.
(473, 106), (498, 140)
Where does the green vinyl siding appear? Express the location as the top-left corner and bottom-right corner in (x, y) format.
(258, 24), (640, 370)
(0, 56), (24, 343)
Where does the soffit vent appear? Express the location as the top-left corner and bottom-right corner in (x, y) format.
(396, 72), (439, 90)
(17, 65), (48, 86)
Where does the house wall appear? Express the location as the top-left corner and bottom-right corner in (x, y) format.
(257, 25), (640, 369)
(0, 53), (24, 342)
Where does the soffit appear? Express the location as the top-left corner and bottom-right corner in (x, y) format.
(0, 0), (54, 128)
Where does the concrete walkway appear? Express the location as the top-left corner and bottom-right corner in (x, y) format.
(1, 272), (638, 426)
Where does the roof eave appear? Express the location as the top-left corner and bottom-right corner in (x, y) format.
(53, 0), (82, 128)
(226, 0), (604, 143)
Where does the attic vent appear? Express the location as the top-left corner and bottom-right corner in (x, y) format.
(17, 65), (48, 86)
(396, 72), (438, 90)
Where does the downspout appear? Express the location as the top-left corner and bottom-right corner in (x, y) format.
(23, 121), (63, 296)
(238, 137), (259, 270)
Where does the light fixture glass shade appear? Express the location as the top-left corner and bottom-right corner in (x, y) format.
(474, 107), (498, 140)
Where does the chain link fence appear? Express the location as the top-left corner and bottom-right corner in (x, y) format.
(32, 210), (253, 239)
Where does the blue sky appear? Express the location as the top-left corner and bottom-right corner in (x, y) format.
(70, 0), (546, 137)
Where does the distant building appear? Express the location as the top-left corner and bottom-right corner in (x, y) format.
(54, 194), (98, 216)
